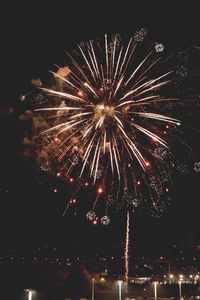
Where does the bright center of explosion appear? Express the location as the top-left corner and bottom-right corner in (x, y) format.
(95, 103), (116, 117)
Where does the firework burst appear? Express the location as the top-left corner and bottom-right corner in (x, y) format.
(33, 29), (198, 220)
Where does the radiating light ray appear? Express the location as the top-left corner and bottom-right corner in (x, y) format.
(56, 118), (87, 136)
(83, 82), (98, 98)
(90, 40), (101, 79)
(118, 38), (133, 77)
(113, 76), (124, 97)
(129, 97), (180, 106)
(112, 142), (120, 180)
(114, 46), (123, 81)
(112, 36), (117, 76)
(80, 133), (96, 177)
(41, 121), (73, 135)
(105, 34), (109, 80)
(35, 107), (83, 112)
(58, 140), (78, 160)
(133, 112), (180, 124)
(116, 95), (160, 108)
(66, 51), (93, 85)
(93, 141), (101, 183)
(131, 58), (160, 88)
(125, 52), (152, 85)
(117, 125), (146, 170)
(49, 70), (79, 90)
(78, 45), (97, 81)
(95, 116), (104, 129)
(57, 128), (80, 149)
(90, 138), (101, 178)
(39, 87), (86, 102)
(120, 71), (172, 102)
(70, 112), (92, 119)
(109, 141), (114, 174)
(114, 115), (124, 128)
(103, 131), (107, 154)
(136, 80), (171, 97)
(82, 125), (94, 139)
(134, 123), (168, 148)
(87, 47), (99, 79)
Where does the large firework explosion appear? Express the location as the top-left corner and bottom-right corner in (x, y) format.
(23, 28), (199, 224)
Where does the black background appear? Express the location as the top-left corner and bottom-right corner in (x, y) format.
(0, 1), (200, 255)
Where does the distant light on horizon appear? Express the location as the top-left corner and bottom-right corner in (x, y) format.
(28, 290), (32, 300)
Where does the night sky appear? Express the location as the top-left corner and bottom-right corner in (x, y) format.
(0, 2), (200, 256)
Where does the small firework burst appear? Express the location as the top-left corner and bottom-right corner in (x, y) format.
(150, 196), (171, 218)
(132, 198), (140, 208)
(175, 65), (188, 78)
(176, 163), (189, 175)
(107, 194), (114, 206)
(40, 162), (49, 172)
(155, 43), (164, 53)
(35, 93), (47, 105)
(86, 210), (96, 221)
(122, 193), (134, 207)
(101, 215), (110, 225)
(134, 28), (147, 42)
(70, 154), (79, 166)
(153, 147), (168, 159)
(194, 161), (200, 172)
(92, 169), (102, 180)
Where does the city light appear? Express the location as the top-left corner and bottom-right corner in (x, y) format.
(118, 280), (123, 300)
(100, 277), (106, 282)
(92, 278), (95, 300)
(153, 281), (158, 300)
(24, 289), (36, 300)
(178, 280), (182, 300)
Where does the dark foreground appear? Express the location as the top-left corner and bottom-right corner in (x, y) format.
(1, 265), (200, 300)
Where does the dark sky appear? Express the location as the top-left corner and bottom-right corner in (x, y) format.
(0, 1), (200, 255)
